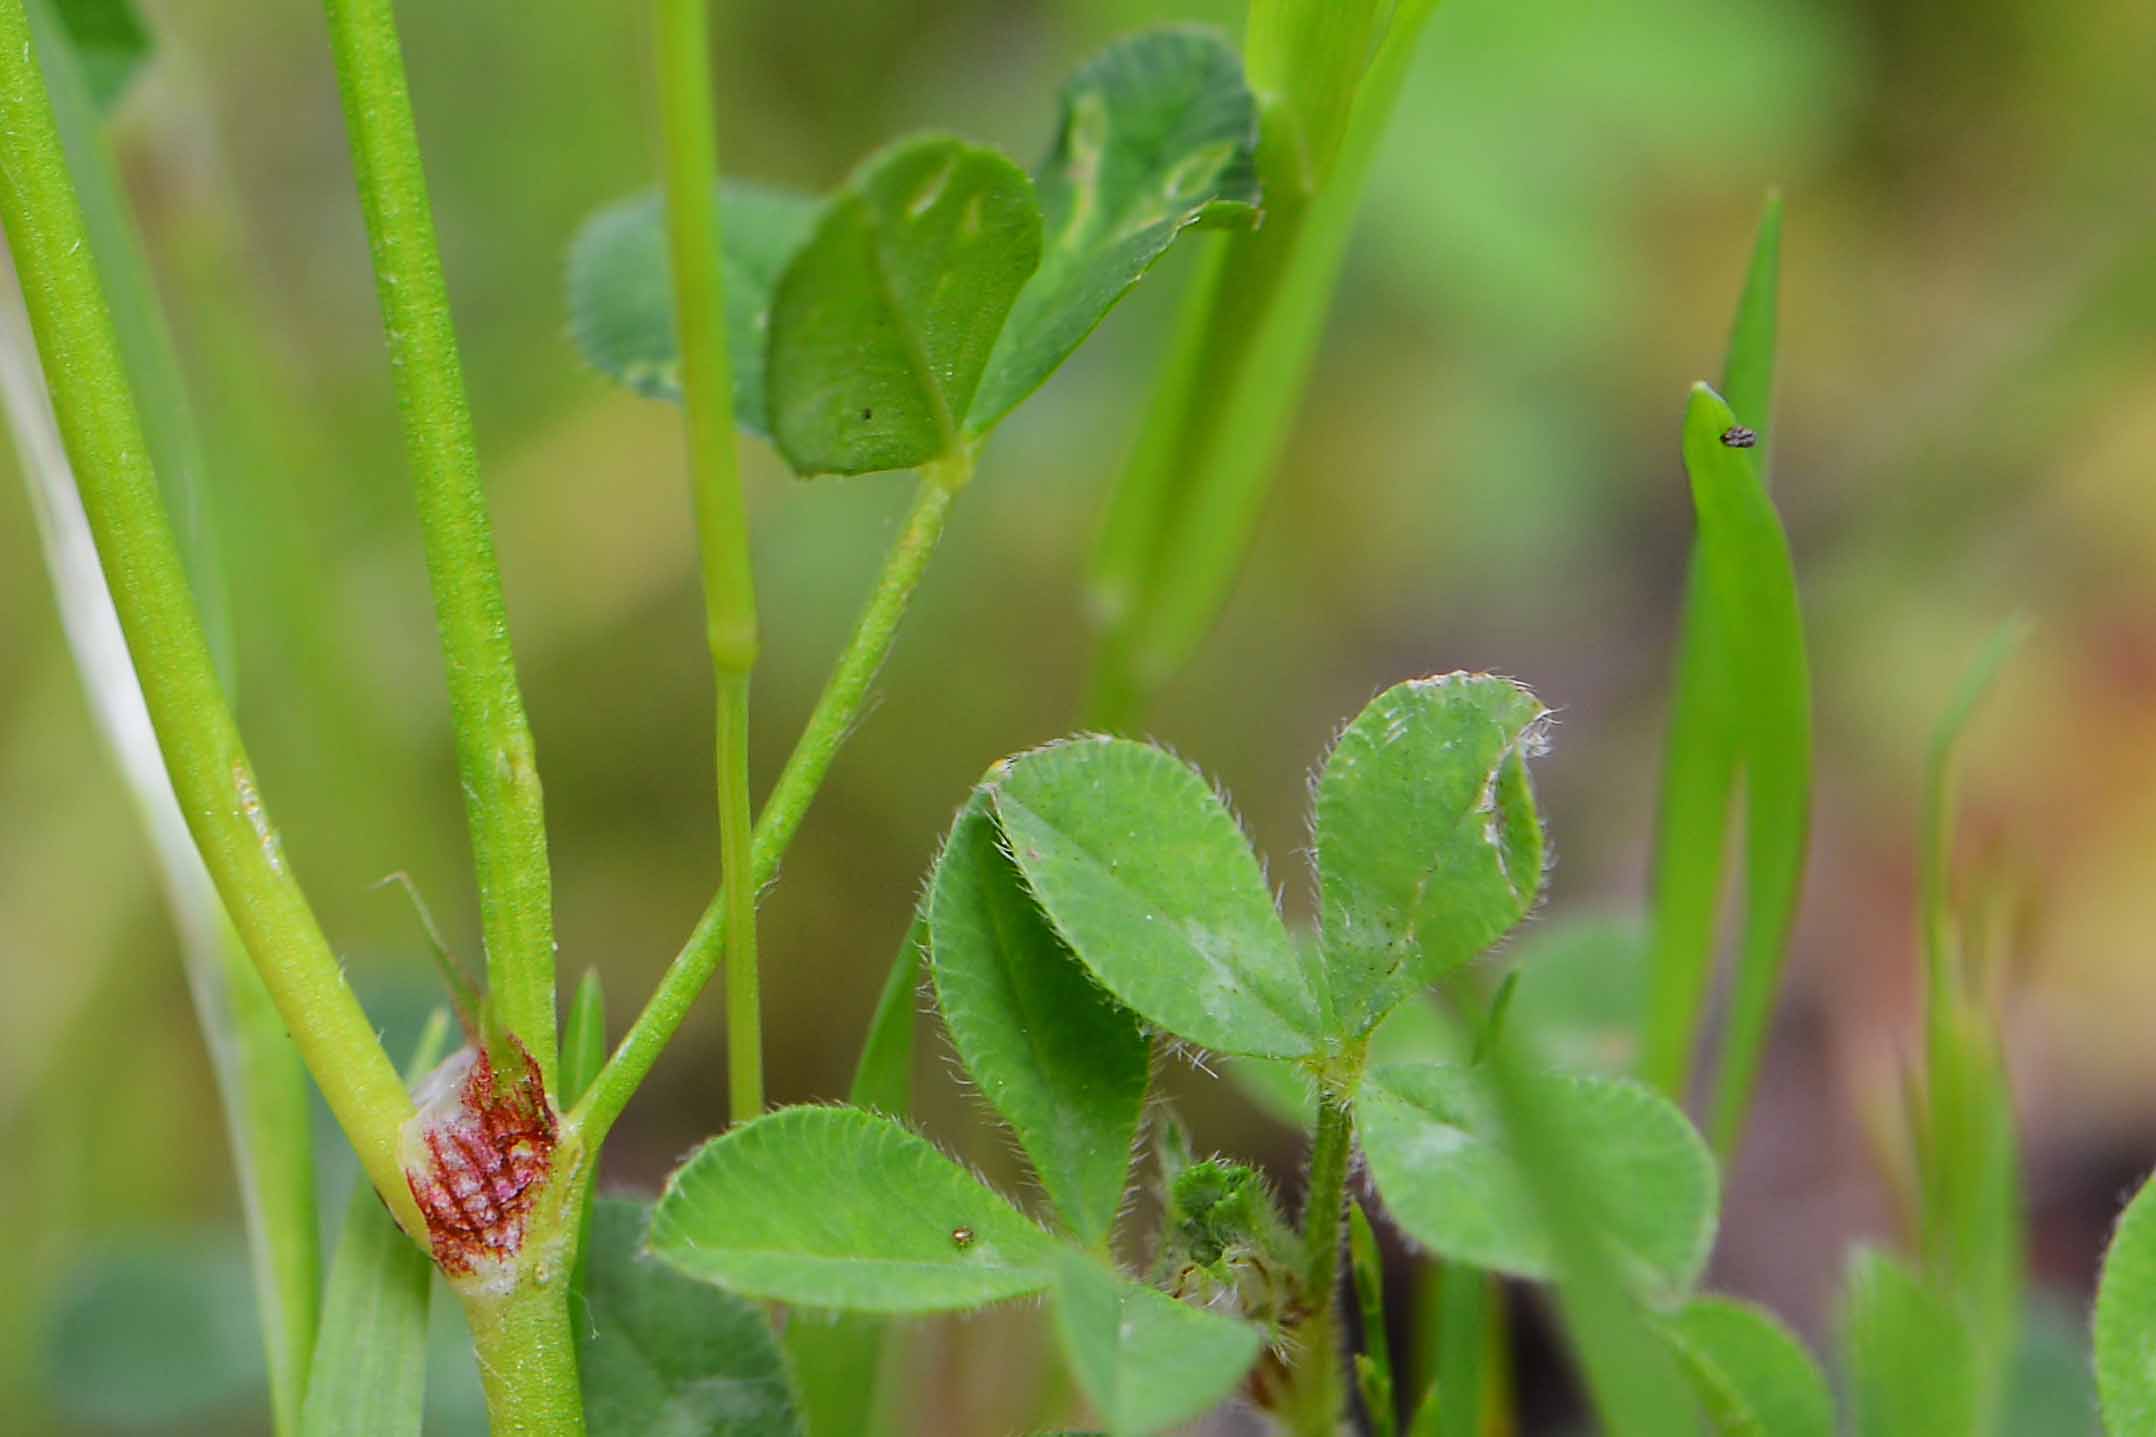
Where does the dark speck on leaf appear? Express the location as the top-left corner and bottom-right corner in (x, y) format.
(861, 408), (873, 421)
(1720, 425), (1759, 449)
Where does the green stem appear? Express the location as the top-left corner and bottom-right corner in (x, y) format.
(716, 672), (762, 1118)
(318, 0), (558, 1086)
(1290, 1075), (1361, 1435)
(575, 457), (967, 1143)
(0, 0), (419, 1231)
(461, 1279), (586, 1437)
(654, 0), (763, 1123)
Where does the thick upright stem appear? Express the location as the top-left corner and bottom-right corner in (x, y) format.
(654, 0), (763, 1123)
(318, 0), (558, 1086)
(462, 1279), (586, 1437)
(0, 0), (421, 1232)
(577, 459), (965, 1143)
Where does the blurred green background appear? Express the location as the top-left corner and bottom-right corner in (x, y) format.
(4, 0), (2154, 1430)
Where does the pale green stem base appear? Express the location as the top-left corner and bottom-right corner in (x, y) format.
(462, 1277), (585, 1437)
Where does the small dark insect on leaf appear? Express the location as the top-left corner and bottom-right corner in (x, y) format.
(1720, 425), (1759, 449)
(861, 408), (873, 421)
(950, 1226), (975, 1249)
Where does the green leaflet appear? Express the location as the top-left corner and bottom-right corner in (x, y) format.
(649, 1106), (1061, 1312)
(52, 0), (147, 113)
(1660, 1297), (1834, 1437)
(1501, 913), (1646, 1074)
(1049, 1251), (1262, 1436)
(299, 1014), (452, 1437)
(965, 27), (1260, 432)
(1639, 193), (1784, 1101)
(929, 791), (1150, 1247)
(1358, 1063), (1717, 1302)
(1841, 1248), (1979, 1437)
(2097, 1177), (2156, 1434)
(1314, 673), (1550, 1032)
(987, 736), (1321, 1058)
(566, 180), (817, 430)
(783, 919), (929, 1437)
(577, 1200), (801, 1437)
(766, 137), (1039, 475)
(1680, 382), (1813, 1161)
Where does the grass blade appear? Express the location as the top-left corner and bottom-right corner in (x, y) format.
(3, 6), (317, 1428)
(1639, 193), (1783, 1102)
(299, 1015), (453, 1437)
(1083, 0), (1442, 730)
(1677, 381), (1812, 1162)
(1478, 1036), (1695, 1435)
(1350, 1202), (1398, 1437)
(1915, 620), (2031, 1430)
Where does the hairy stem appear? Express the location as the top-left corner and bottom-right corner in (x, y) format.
(1290, 1082), (1359, 1435)
(318, 0), (558, 1085)
(462, 1279), (586, 1437)
(0, 0), (419, 1230)
(654, 0), (764, 1124)
(576, 457), (967, 1142)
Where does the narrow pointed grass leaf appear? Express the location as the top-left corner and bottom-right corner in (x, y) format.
(1680, 383), (1813, 1161)
(1050, 1250), (1262, 1435)
(851, 912), (927, 1115)
(1659, 1296), (1833, 1437)
(767, 137), (1040, 475)
(2096, 1177), (2156, 1433)
(299, 1014), (452, 1437)
(1640, 193), (1782, 1100)
(1917, 620), (2031, 1423)
(785, 919), (929, 1437)
(1315, 673), (1550, 1032)
(930, 791), (1150, 1246)
(965, 27), (1259, 433)
(1473, 1042), (1697, 1435)
(1082, 0), (1441, 730)
(649, 1106), (1060, 1311)
(1359, 1063), (1717, 1301)
(1719, 193), (1784, 469)
(1349, 1203), (1399, 1437)
(1244, 0), (1388, 194)
(567, 181), (816, 429)
(52, 0), (148, 114)
(561, 966), (606, 1109)
(987, 737), (1320, 1058)
(562, 966), (605, 1298)
(576, 1199), (801, 1437)
(1841, 1248), (1978, 1437)
(1417, 1263), (1493, 1437)
(9, 9), (308, 1429)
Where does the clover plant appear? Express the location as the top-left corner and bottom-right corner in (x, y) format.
(2, 1), (2133, 1435)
